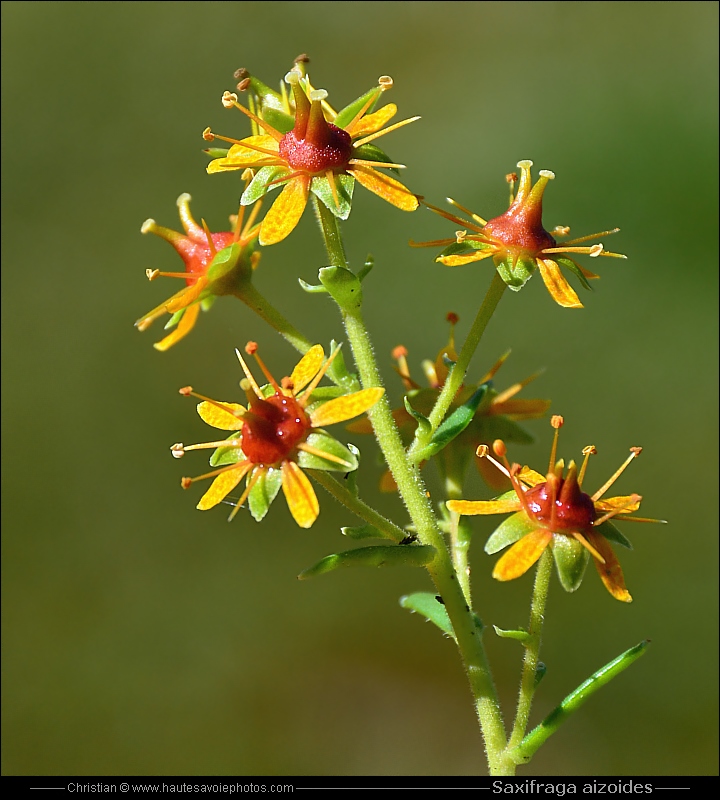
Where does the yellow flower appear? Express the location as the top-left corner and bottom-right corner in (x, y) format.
(136, 191), (262, 350)
(173, 343), (383, 528)
(204, 69), (419, 245)
(414, 160), (626, 308)
(447, 416), (665, 601)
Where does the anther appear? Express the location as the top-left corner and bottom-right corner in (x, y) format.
(170, 443), (185, 459)
(446, 312), (459, 325)
(145, 269), (159, 281)
(392, 345), (408, 359)
(630, 447), (642, 457)
(179, 386), (193, 396)
(455, 230), (467, 242)
(506, 172), (518, 184)
(551, 415), (564, 429)
(141, 219), (155, 234)
(281, 376), (294, 391)
(476, 444), (489, 458)
(241, 168), (254, 182)
(589, 244), (604, 257)
(236, 78), (250, 92)
(221, 91), (238, 108)
(294, 53), (310, 64)
(202, 127), (215, 141)
(492, 440), (507, 458)
(233, 68), (250, 81)
(552, 226), (571, 236)
(582, 445), (597, 456)
(245, 341), (258, 355)
(181, 477), (192, 489)
(378, 76), (393, 89)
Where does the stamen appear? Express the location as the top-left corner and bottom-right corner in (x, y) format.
(141, 219), (156, 234)
(551, 226), (571, 237)
(352, 115), (420, 148)
(593, 494), (643, 526)
(572, 532), (606, 563)
(476, 444), (512, 481)
(172, 438), (242, 458)
(228, 467), (264, 522)
(326, 170), (340, 209)
(408, 237), (457, 249)
(235, 348), (264, 399)
(378, 76), (393, 90)
(562, 228), (619, 246)
(146, 269), (159, 281)
(245, 341), (281, 392)
(183, 463), (244, 485)
(222, 91), (238, 108)
(578, 446), (597, 485)
(206, 131), (281, 158)
(591, 447), (642, 502)
(478, 350), (512, 384)
(297, 344), (342, 404)
(201, 219), (217, 257)
(349, 159), (407, 170)
(178, 386), (246, 418)
(492, 369), (545, 405)
(506, 172), (518, 205)
(446, 197), (487, 226)
(548, 415), (564, 474)
(219, 92), (283, 142)
(343, 93), (380, 135)
(421, 199), (484, 233)
(297, 442), (353, 469)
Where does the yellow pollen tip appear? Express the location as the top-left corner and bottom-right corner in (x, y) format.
(181, 477), (192, 489)
(582, 445), (597, 456)
(202, 127), (215, 141)
(553, 226), (571, 236)
(455, 230), (467, 242)
(589, 243), (604, 257)
(245, 341), (258, 355)
(222, 91), (238, 108)
(179, 386), (193, 396)
(170, 443), (185, 459)
(392, 345), (408, 359)
(145, 269), (159, 281)
(630, 446), (643, 457)
(378, 75), (393, 90)
(506, 172), (518, 184)
(476, 444), (489, 458)
(141, 219), (155, 234)
(517, 159), (533, 169)
(551, 415), (564, 429)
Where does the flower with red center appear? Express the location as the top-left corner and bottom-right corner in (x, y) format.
(447, 416), (665, 601)
(136, 190), (263, 350)
(348, 313), (550, 491)
(203, 68), (419, 245)
(413, 160), (626, 308)
(173, 343), (384, 528)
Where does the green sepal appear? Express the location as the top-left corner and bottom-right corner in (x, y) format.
(295, 431), (358, 472)
(298, 544), (436, 580)
(164, 308), (185, 331)
(342, 523), (383, 540)
(326, 340), (359, 391)
(352, 142), (400, 175)
(241, 166), (288, 205)
(595, 520), (633, 549)
(303, 385), (346, 408)
(333, 86), (383, 129)
(494, 253), (536, 291)
(318, 266), (362, 311)
(357, 254), (374, 282)
(209, 433), (246, 468)
(493, 625), (531, 643)
(261, 106), (295, 134)
(404, 396), (432, 439)
(400, 591), (454, 638)
(200, 295), (216, 312)
(554, 256), (593, 292)
(203, 147), (230, 159)
(298, 278), (329, 294)
(310, 173), (355, 220)
(411, 385), (488, 463)
(534, 662), (547, 689)
(244, 73), (285, 111)
(551, 535), (590, 592)
(439, 239), (493, 258)
(206, 243), (249, 293)
(485, 510), (537, 555)
(248, 467), (282, 522)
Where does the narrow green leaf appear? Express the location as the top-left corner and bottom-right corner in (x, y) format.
(357, 254), (375, 282)
(595, 520), (633, 549)
(404, 396), (432, 438)
(342, 444), (361, 497)
(341, 524), (383, 539)
(493, 625), (531, 643)
(298, 545), (436, 580)
(400, 591), (454, 638)
(509, 640), (650, 766)
(298, 278), (329, 294)
(203, 147), (230, 158)
(163, 308), (185, 331)
(554, 256), (593, 292)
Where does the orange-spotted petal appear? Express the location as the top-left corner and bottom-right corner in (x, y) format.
(206, 136), (281, 172)
(585, 531), (632, 602)
(349, 103), (397, 137)
(281, 461), (319, 528)
(259, 176), (310, 246)
(154, 303), (201, 352)
(290, 345), (325, 393)
(492, 529), (552, 581)
(197, 462), (253, 510)
(349, 165), (418, 211)
(309, 387), (385, 427)
(437, 249), (496, 267)
(196, 400), (246, 430)
(537, 258), (583, 308)
(447, 497), (523, 516)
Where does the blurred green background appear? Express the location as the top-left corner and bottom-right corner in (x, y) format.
(2, 0), (717, 777)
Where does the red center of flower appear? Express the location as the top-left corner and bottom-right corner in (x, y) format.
(524, 478), (595, 533)
(180, 232), (236, 285)
(279, 124), (353, 175)
(240, 392), (311, 465)
(483, 208), (556, 256)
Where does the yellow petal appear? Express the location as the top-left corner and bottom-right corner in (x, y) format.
(595, 495), (642, 514)
(281, 461), (319, 528)
(206, 136), (281, 172)
(290, 345), (325, 393)
(350, 165), (418, 211)
(350, 103), (397, 137)
(586, 532), (632, 602)
(153, 303), (201, 352)
(493, 529), (552, 581)
(537, 258), (583, 308)
(197, 463), (252, 510)
(447, 497), (522, 516)
(196, 400), (246, 430)
(517, 467), (546, 487)
(259, 177), (309, 245)
(437, 250), (496, 267)
(309, 387), (385, 427)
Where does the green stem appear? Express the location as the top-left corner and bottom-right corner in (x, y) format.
(234, 282), (313, 356)
(306, 469), (407, 543)
(314, 199), (510, 775)
(408, 273), (506, 459)
(507, 548), (553, 751)
(442, 466), (473, 605)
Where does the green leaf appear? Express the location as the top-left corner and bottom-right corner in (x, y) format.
(357, 254), (375, 282)
(163, 308), (185, 331)
(298, 278), (328, 294)
(241, 166), (288, 205)
(334, 85), (383, 129)
(485, 511), (537, 554)
(554, 256), (593, 292)
(400, 591), (454, 638)
(203, 147), (230, 158)
(248, 467), (282, 522)
(296, 431), (358, 472)
(493, 625), (531, 643)
(318, 266), (363, 311)
(209, 433), (246, 468)
(551, 535), (591, 592)
(326, 340), (359, 391)
(411, 385), (488, 462)
(311, 173), (355, 220)
(341, 524), (383, 539)
(595, 520), (633, 549)
(298, 544), (436, 580)
(403, 396), (432, 439)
